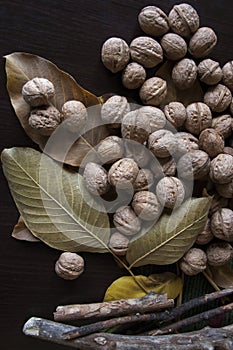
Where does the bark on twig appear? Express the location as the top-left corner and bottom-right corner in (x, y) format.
(54, 293), (172, 322)
(23, 317), (233, 350)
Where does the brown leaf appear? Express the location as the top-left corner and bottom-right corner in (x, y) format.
(207, 263), (233, 289)
(5, 52), (109, 166)
(12, 216), (40, 242)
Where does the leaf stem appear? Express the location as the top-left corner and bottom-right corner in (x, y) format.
(202, 270), (221, 292)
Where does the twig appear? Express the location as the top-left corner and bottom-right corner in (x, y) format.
(54, 293), (172, 322)
(23, 317), (233, 350)
(203, 270), (221, 292)
(148, 302), (233, 336)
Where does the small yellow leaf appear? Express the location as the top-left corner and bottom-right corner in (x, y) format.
(104, 272), (183, 302)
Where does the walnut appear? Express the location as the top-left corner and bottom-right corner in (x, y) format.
(222, 61), (233, 92)
(139, 77), (167, 106)
(122, 62), (146, 89)
(172, 58), (197, 90)
(83, 162), (110, 196)
(108, 232), (129, 256)
(101, 37), (130, 73)
(204, 84), (232, 113)
(101, 95), (130, 128)
(210, 208), (233, 242)
(195, 218), (213, 245)
(96, 136), (124, 164)
(22, 77), (55, 107)
(61, 100), (87, 133)
(224, 147), (233, 157)
(161, 33), (187, 61)
(130, 36), (163, 68)
(55, 252), (84, 280)
(177, 150), (210, 180)
(156, 176), (185, 209)
(132, 191), (161, 221)
(189, 27), (217, 58)
(148, 129), (177, 158)
(133, 168), (154, 192)
(209, 193), (229, 216)
(209, 154), (233, 184)
(138, 6), (169, 37)
(168, 3), (199, 38)
(212, 114), (233, 139)
(108, 158), (139, 189)
(124, 142), (150, 168)
(28, 106), (61, 136)
(175, 132), (199, 157)
(113, 206), (141, 236)
(216, 179), (233, 199)
(185, 102), (212, 135)
(121, 110), (151, 144)
(197, 59), (222, 85)
(152, 157), (176, 180)
(138, 106), (166, 133)
(206, 242), (233, 267)
(164, 102), (186, 128)
(199, 128), (224, 158)
(179, 248), (207, 276)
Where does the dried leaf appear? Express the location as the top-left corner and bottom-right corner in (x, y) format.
(126, 197), (211, 268)
(5, 52), (109, 166)
(12, 216), (40, 242)
(207, 263), (233, 289)
(156, 61), (204, 107)
(104, 272), (183, 301)
(1, 147), (110, 252)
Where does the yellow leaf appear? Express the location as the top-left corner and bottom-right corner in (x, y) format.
(104, 272), (183, 302)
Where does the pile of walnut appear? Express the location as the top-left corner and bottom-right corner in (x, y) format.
(21, 3), (233, 279)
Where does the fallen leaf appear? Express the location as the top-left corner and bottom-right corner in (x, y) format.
(207, 263), (233, 289)
(2, 147), (110, 252)
(12, 216), (40, 242)
(126, 197), (211, 268)
(104, 272), (183, 301)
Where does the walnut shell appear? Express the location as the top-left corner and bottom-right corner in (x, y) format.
(132, 191), (161, 221)
(130, 36), (163, 68)
(101, 95), (130, 127)
(151, 157), (176, 180)
(124, 142), (150, 168)
(28, 106), (61, 136)
(122, 62), (146, 89)
(22, 77), (55, 107)
(224, 147), (233, 157)
(210, 208), (233, 241)
(209, 154), (233, 184)
(189, 27), (217, 58)
(101, 37), (130, 73)
(185, 102), (212, 135)
(175, 132), (199, 157)
(108, 158), (139, 189)
(148, 129), (177, 158)
(138, 106), (166, 133)
(195, 218), (213, 245)
(156, 176), (185, 209)
(161, 33), (187, 61)
(204, 84), (232, 113)
(96, 136), (124, 164)
(138, 6), (169, 37)
(139, 77), (167, 106)
(164, 102), (186, 128)
(55, 252), (84, 280)
(199, 128), (224, 158)
(172, 58), (197, 90)
(211, 114), (233, 139)
(121, 110), (151, 144)
(197, 59), (222, 85)
(209, 193), (229, 216)
(108, 232), (129, 256)
(222, 61), (233, 92)
(113, 206), (141, 236)
(216, 179), (233, 199)
(179, 248), (207, 276)
(206, 242), (233, 266)
(83, 162), (110, 196)
(133, 168), (154, 192)
(61, 100), (87, 133)
(177, 150), (210, 180)
(168, 3), (199, 38)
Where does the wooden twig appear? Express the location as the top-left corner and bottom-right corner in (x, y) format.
(148, 302), (233, 336)
(23, 317), (233, 350)
(54, 293), (172, 322)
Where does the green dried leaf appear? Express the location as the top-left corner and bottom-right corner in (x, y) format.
(207, 263), (233, 289)
(5, 52), (109, 167)
(104, 272), (183, 301)
(1, 147), (110, 252)
(12, 216), (40, 242)
(126, 197), (211, 268)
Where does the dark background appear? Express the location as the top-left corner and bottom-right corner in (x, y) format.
(1, 1), (233, 349)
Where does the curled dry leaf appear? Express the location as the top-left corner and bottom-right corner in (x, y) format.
(5, 52), (109, 166)
(1, 147), (110, 252)
(12, 216), (40, 242)
(206, 264), (233, 289)
(126, 197), (211, 268)
(104, 272), (183, 301)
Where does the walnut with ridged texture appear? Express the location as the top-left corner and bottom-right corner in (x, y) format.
(130, 36), (163, 68)
(61, 100), (87, 133)
(195, 218), (213, 245)
(28, 106), (61, 136)
(199, 128), (224, 158)
(96, 136), (124, 164)
(55, 252), (84, 280)
(108, 232), (129, 256)
(133, 168), (154, 192)
(22, 77), (55, 107)
(148, 129), (177, 158)
(164, 102), (186, 128)
(138, 106), (166, 133)
(83, 162), (110, 196)
(204, 84), (232, 113)
(101, 37), (130, 73)
(101, 95), (130, 128)
(121, 110), (151, 144)
(161, 33), (187, 61)
(122, 62), (146, 89)
(108, 158), (139, 189)
(113, 206), (141, 236)
(139, 77), (167, 106)
(156, 176), (185, 209)
(177, 150), (210, 180)
(222, 61), (233, 92)
(206, 242), (233, 266)
(210, 208), (233, 241)
(172, 58), (197, 90)
(168, 3), (199, 38)
(197, 59), (222, 85)
(185, 102), (212, 135)
(132, 191), (161, 221)
(179, 248), (207, 276)
(209, 154), (233, 184)
(212, 114), (233, 139)
(138, 6), (169, 37)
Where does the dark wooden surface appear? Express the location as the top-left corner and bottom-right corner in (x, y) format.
(1, 1), (233, 349)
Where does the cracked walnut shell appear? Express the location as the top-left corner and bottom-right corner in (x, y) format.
(55, 252), (84, 280)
